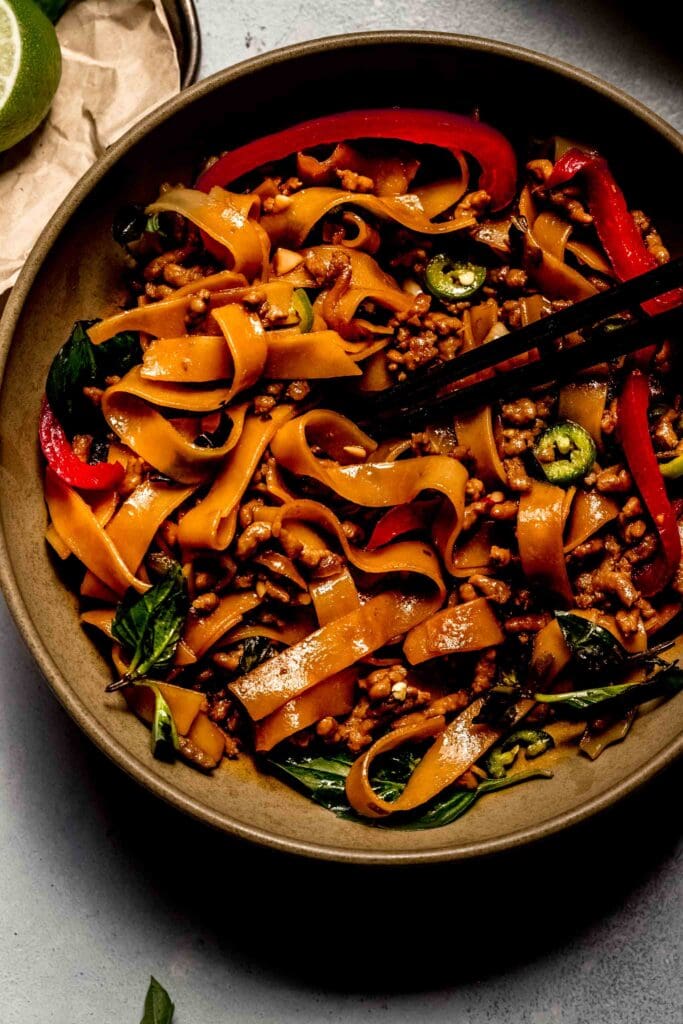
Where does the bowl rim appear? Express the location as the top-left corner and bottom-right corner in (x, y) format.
(1, 30), (682, 865)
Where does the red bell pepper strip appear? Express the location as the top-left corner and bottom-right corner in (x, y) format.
(618, 371), (681, 595)
(367, 498), (440, 550)
(39, 398), (124, 491)
(547, 148), (683, 318)
(196, 108), (518, 211)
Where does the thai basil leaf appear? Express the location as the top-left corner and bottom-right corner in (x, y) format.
(267, 746), (550, 830)
(111, 563), (187, 684)
(400, 770), (552, 830)
(113, 204), (147, 246)
(95, 330), (143, 381)
(46, 321), (142, 434)
(147, 684), (179, 762)
(555, 611), (627, 676)
(535, 665), (683, 713)
(555, 611), (674, 679)
(113, 205), (168, 247)
(239, 636), (277, 674)
(140, 976), (174, 1024)
(46, 320), (99, 433)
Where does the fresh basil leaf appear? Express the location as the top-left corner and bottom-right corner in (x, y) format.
(147, 684), (179, 762)
(473, 687), (520, 727)
(535, 664), (683, 713)
(95, 330), (143, 381)
(46, 321), (142, 434)
(110, 563), (187, 686)
(113, 204), (147, 246)
(400, 770), (552, 830)
(267, 745), (550, 829)
(46, 320), (99, 433)
(239, 636), (277, 674)
(140, 976), (174, 1024)
(113, 205), (168, 247)
(555, 611), (627, 676)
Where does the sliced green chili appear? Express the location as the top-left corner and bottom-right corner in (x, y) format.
(292, 288), (314, 333)
(424, 255), (486, 301)
(534, 420), (596, 486)
(659, 454), (683, 480)
(481, 728), (555, 779)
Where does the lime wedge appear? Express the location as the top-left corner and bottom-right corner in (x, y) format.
(0, 0), (61, 153)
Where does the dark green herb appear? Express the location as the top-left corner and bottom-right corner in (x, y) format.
(46, 320), (142, 434)
(267, 746), (551, 829)
(473, 678), (521, 727)
(482, 728), (554, 779)
(88, 437), (110, 465)
(555, 611), (673, 677)
(147, 685), (180, 762)
(402, 771), (552, 830)
(239, 636), (277, 674)
(95, 330), (143, 380)
(535, 665), (683, 713)
(109, 563), (187, 689)
(46, 320), (99, 433)
(113, 204), (147, 246)
(140, 976), (174, 1024)
(113, 205), (168, 247)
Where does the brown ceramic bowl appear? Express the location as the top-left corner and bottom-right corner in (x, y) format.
(1, 33), (681, 864)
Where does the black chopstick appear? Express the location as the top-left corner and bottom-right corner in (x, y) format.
(341, 255), (683, 421)
(363, 302), (683, 437)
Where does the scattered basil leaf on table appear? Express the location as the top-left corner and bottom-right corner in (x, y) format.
(140, 976), (174, 1024)
(267, 746), (551, 830)
(535, 665), (683, 713)
(109, 563), (188, 688)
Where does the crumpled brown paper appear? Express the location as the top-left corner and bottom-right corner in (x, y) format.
(0, 0), (180, 293)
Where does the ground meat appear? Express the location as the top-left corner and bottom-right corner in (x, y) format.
(653, 409), (679, 450)
(596, 465), (633, 493)
(487, 266), (529, 292)
(504, 457), (532, 492)
(501, 397), (538, 426)
(471, 649), (497, 694)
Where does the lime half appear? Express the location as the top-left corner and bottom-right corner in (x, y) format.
(0, 0), (61, 153)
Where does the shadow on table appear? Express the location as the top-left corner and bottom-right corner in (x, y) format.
(41, 697), (681, 994)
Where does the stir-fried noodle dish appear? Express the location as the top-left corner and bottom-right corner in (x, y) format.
(40, 109), (683, 828)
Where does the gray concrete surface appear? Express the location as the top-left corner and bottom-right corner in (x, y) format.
(1, 1), (682, 1021)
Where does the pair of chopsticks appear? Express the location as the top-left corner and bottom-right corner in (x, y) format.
(338, 256), (683, 436)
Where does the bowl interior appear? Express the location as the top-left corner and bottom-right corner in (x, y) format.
(1, 36), (681, 862)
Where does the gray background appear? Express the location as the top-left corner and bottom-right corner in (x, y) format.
(1, 1), (681, 1021)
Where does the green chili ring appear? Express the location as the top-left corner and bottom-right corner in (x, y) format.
(424, 254), (486, 301)
(534, 420), (596, 486)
